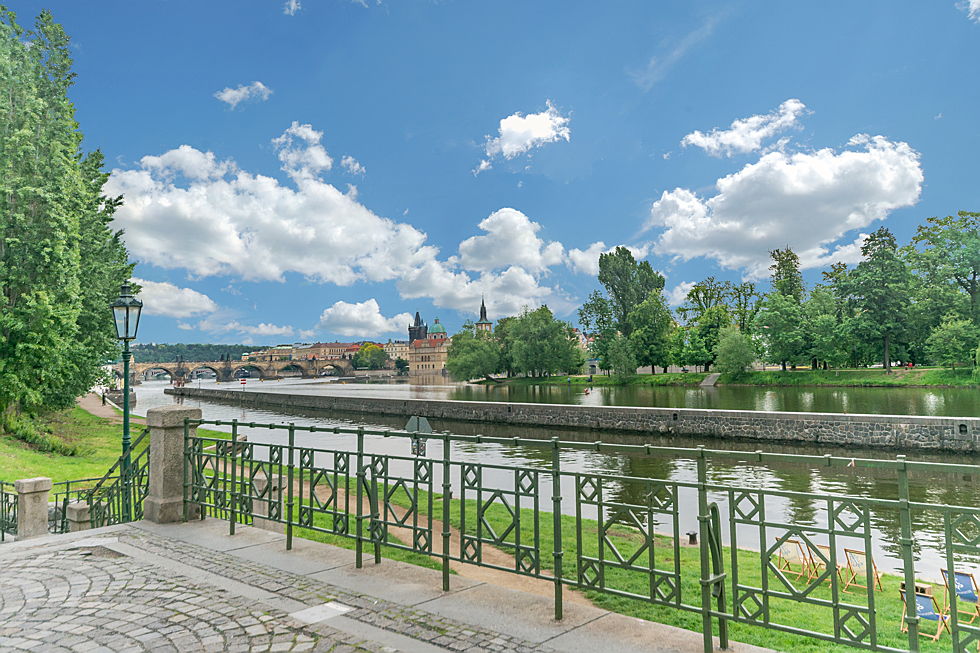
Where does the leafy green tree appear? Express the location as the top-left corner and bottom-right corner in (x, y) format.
(394, 357), (409, 375)
(755, 292), (806, 371)
(446, 324), (501, 381)
(769, 247), (805, 302)
(680, 329), (710, 371)
(849, 227), (912, 371)
(134, 343), (269, 363)
(577, 290), (616, 370)
(606, 333), (637, 382)
(507, 306), (582, 377)
(0, 10), (131, 415)
(694, 304), (731, 371)
(803, 286), (844, 369)
(492, 316), (516, 376)
(596, 247), (664, 336)
(729, 282), (761, 334)
(677, 277), (728, 323)
(713, 326), (756, 378)
(925, 315), (976, 370)
(627, 290), (674, 371)
(352, 343), (387, 369)
(911, 211), (980, 325)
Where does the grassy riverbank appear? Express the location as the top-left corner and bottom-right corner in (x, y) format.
(484, 367), (978, 388)
(283, 486), (947, 653)
(0, 406), (225, 481)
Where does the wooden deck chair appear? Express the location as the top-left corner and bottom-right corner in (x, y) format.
(809, 544), (844, 583)
(841, 548), (883, 593)
(774, 538), (813, 581)
(942, 569), (980, 625)
(900, 586), (951, 641)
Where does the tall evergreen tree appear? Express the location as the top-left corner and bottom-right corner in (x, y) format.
(0, 9), (131, 415)
(596, 247), (664, 336)
(769, 247), (805, 303)
(849, 227), (911, 371)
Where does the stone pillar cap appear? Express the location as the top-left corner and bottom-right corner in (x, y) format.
(15, 477), (52, 493)
(147, 405), (203, 428)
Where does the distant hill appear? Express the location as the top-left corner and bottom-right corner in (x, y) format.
(129, 343), (270, 363)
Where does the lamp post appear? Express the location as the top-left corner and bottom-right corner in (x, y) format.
(110, 283), (143, 522)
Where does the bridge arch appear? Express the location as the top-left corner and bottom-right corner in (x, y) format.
(141, 366), (174, 381)
(279, 363), (308, 378)
(318, 362), (349, 376)
(232, 364), (266, 379)
(187, 365), (221, 379)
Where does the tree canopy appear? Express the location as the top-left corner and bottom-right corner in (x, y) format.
(0, 9), (131, 415)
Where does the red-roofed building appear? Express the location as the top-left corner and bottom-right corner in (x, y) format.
(408, 318), (449, 376)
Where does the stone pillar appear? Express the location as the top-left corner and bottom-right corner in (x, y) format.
(66, 501), (91, 532)
(252, 474), (285, 533)
(145, 405), (202, 523)
(15, 477), (52, 539)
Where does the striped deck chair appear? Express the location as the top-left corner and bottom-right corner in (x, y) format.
(810, 544), (844, 583)
(900, 587), (951, 641)
(942, 569), (980, 625)
(841, 548), (883, 593)
(775, 538), (813, 581)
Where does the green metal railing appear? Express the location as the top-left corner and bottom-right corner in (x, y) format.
(184, 418), (980, 653)
(0, 427), (151, 538)
(0, 481), (15, 541)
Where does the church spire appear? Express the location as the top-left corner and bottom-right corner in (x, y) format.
(479, 297), (488, 322)
(475, 297), (492, 332)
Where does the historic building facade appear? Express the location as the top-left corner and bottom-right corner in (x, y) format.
(408, 317), (449, 376)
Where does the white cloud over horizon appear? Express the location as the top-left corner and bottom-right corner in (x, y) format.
(214, 81), (272, 109)
(109, 124), (580, 324)
(681, 99), (807, 157)
(133, 278), (218, 318)
(317, 299), (413, 337)
(645, 134), (923, 279)
(565, 242), (651, 276)
(476, 101), (570, 173)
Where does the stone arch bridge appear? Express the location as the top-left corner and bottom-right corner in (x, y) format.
(114, 358), (353, 384)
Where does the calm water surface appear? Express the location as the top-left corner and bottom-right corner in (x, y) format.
(180, 375), (980, 418)
(134, 379), (980, 581)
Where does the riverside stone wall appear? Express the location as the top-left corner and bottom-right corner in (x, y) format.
(165, 387), (980, 453)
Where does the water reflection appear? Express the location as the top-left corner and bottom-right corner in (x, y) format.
(136, 380), (980, 580)
(174, 376), (980, 417)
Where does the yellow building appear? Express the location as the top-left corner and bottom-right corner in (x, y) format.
(384, 339), (410, 361)
(408, 318), (449, 376)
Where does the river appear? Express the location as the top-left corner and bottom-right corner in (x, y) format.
(133, 378), (980, 581)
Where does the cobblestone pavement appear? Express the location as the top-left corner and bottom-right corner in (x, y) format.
(0, 527), (551, 652)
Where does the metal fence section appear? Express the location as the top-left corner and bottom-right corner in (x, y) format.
(184, 418), (980, 653)
(0, 481), (15, 540)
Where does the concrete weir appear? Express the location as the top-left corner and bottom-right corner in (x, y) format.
(165, 386), (980, 453)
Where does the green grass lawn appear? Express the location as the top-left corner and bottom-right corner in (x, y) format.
(376, 486), (954, 653)
(0, 407), (226, 482)
(722, 367), (978, 387)
(485, 367), (977, 388)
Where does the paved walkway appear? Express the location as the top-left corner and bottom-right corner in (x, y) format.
(0, 520), (771, 652)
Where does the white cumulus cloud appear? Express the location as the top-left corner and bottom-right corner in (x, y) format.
(107, 123), (434, 286)
(666, 281), (695, 307)
(198, 316), (295, 338)
(476, 101), (570, 173)
(283, 0), (301, 15)
(962, 0), (980, 21)
(214, 81), (272, 109)
(133, 278), (219, 318)
(646, 134), (923, 279)
(681, 99), (807, 157)
(340, 155), (365, 175)
(455, 208), (564, 273)
(317, 299), (413, 337)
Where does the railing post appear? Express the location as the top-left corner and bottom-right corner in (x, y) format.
(551, 437), (564, 622)
(146, 406), (202, 523)
(355, 426), (365, 569)
(696, 446), (714, 653)
(286, 423), (295, 551)
(66, 501), (91, 533)
(229, 420), (238, 536)
(15, 477), (52, 539)
(896, 455), (920, 650)
(442, 435), (452, 592)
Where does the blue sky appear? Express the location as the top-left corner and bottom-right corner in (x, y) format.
(25, 0), (980, 344)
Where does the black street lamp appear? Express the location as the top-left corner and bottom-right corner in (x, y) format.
(110, 283), (142, 522)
